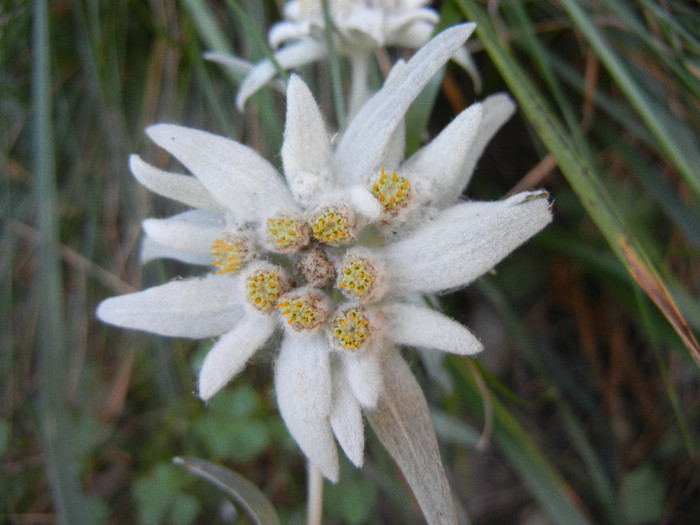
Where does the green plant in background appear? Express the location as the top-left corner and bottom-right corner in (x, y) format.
(3, 0), (699, 524)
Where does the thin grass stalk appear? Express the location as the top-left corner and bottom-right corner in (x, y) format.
(179, 0), (235, 55)
(321, 0), (347, 129)
(33, 1), (96, 523)
(224, 0), (289, 81)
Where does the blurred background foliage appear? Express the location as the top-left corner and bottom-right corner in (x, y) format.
(2, 0), (699, 523)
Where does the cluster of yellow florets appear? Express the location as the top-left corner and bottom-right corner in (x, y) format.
(277, 291), (327, 331)
(331, 308), (370, 351)
(210, 235), (251, 274)
(338, 259), (375, 298)
(246, 268), (286, 313)
(266, 214), (309, 252)
(371, 167), (410, 215)
(309, 207), (353, 246)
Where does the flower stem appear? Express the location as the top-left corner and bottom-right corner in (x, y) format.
(348, 54), (370, 118)
(320, 0), (347, 129)
(306, 462), (324, 525)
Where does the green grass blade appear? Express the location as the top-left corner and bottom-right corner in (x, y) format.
(179, 0), (234, 55)
(635, 0), (700, 54)
(500, 0), (580, 134)
(558, 0), (700, 198)
(174, 456), (281, 525)
(600, 0), (700, 100)
(455, 0), (700, 366)
(321, 0), (347, 128)
(224, 0), (289, 81)
(33, 2), (100, 523)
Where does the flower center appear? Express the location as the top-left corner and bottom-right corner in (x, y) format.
(277, 291), (328, 331)
(266, 213), (310, 252)
(308, 206), (354, 246)
(210, 235), (252, 274)
(338, 257), (376, 298)
(245, 266), (286, 313)
(331, 308), (370, 351)
(296, 246), (336, 287)
(370, 167), (410, 214)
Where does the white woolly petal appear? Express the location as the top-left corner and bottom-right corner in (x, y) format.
(96, 274), (243, 338)
(347, 185), (382, 222)
(381, 191), (553, 294)
(457, 93), (517, 198)
(383, 302), (483, 355)
(386, 19), (433, 48)
(395, 8), (440, 28)
(341, 349), (383, 409)
(403, 103), (483, 208)
(348, 54), (371, 118)
(340, 8), (384, 46)
(146, 124), (295, 220)
(236, 40), (326, 110)
(140, 235), (211, 266)
(129, 155), (221, 211)
(382, 117), (405, 178)
(366, 347), (457, 524)
(269, 20), (308, 49)
(142, 210), (223, 255)
(384, 59), (406, 86)
(330, 365), (365, 467)
(282, 75), (334, 198)
(275, 333), (339, 482)
(198, 314), (277, 401)
(334, 23), (476, 186)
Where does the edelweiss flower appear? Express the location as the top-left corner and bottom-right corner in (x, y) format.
(209, 0), (480, 110)
(98, 24), (552, 523)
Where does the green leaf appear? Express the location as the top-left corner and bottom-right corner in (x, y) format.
(619, 464), (665, 524)
(197, 417), (271, 462)
(174, 456), (281, 525)
(324, 475), (378, 525)
(169, 493), (200, 525)
(134, 463), (196, 525)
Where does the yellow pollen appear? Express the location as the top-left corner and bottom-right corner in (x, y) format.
(370, 167), (411, 215)
(210, 235), (252, 274)
(337, 256), (376, 299)
(265, 213), (309, 252)
(245, 268), (286, 313)
(276, 291), (327, 331)
(331, 308), (370, 352)
(308, 207), (353, 246)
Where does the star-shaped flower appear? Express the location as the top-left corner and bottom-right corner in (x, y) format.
(98, 24), (552, 524)
(208, 0), (480, 111)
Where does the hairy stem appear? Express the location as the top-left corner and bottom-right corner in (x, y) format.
(306, 462), (324, 525)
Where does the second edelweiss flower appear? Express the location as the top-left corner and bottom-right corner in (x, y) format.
(208, 0), (480, 110)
